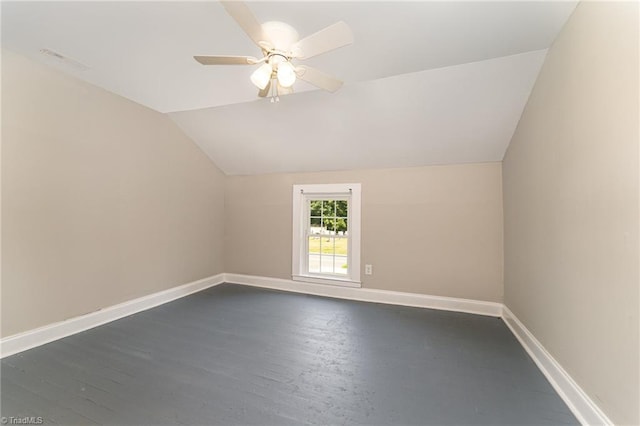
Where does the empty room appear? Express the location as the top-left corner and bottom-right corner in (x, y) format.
(1, 1), (638, 425)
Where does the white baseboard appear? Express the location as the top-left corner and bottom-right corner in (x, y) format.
(223, 273), (503, 317)
(1, 272), (498, 358)
(0, 273), (225, 358)
(501, 306), (612, 426)
(0, 271), (612, 426)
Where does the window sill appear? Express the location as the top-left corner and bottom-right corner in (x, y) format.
(292, 275), (362, 288)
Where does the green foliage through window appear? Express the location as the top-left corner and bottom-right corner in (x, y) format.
(309, 199), (348, 232)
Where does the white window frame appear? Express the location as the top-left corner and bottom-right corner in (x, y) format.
(292, 183), (361, 288)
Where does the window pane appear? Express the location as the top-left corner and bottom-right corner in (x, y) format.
(333, 237), (348, 256)
(324, 218), (335, 232)
(320, 254), (334, 274)
(335, 237), (348, 274)
(310, 217), (321, 229)
(335, 257), (348, 274)
(316, 236), (334, 255)
(334, 218), (347, 234)
(309, 200), (323, 217)
(308, 236), (321, 254)
(308, 254), (320, 273)
(336, 200), (348, 218)
(322, 200), (335, 217)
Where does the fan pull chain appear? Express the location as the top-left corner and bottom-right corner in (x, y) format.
(270, 79), (279, 103)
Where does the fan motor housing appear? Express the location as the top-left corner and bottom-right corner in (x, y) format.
(262, 21), (299, 52)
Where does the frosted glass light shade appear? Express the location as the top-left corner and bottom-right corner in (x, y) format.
(250, 63), (273, 90)
(277, 61), (296, 88)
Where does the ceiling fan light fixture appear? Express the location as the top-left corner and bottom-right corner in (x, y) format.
(197, 2), (353, 97)
(250, 63), (273, 90)
(277, 61), (296, 88)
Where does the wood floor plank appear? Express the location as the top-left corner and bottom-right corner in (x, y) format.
(2, 283), (578, 425)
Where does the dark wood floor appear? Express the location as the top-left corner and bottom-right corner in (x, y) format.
(1, 283), (578, 425)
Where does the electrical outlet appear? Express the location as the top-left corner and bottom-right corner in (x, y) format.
(365, 264), (373, 275)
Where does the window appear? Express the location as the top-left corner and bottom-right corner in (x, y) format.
(292, 184), (361, 287)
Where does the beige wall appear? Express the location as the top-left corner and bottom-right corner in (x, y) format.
(502, 2), (639, 425)
(225, 163), (504, 302)
(6, 4), (637, 419)
(1, 49), (226, 337)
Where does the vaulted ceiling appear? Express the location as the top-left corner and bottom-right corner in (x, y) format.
(2, 1), (577, 175)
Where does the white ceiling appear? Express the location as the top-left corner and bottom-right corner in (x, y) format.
(1, 1), (577, 175)
(170, 50), (547, 175)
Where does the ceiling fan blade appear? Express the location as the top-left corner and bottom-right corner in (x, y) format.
(292, 21), (353, 60)
(194, 55), (258, 65)
(296, 66), (343, 92)
(220, 1), (265, 48)
(258, 80), (272, 98)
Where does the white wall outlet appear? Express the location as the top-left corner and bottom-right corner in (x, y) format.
(365, 264), (373, 275)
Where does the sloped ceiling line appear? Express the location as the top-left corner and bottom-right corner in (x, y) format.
(169, 50), (548, 176)
(1, 1), (576, 174)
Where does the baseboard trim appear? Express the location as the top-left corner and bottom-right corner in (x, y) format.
(501, 306), (612, 426)
(0, 273), (225, 359)
(0, 272), (612, 426)
(223, 273), (502, 317)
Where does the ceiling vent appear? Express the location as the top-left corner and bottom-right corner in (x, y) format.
(39, 48), (89, 70)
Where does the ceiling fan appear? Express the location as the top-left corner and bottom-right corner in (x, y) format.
(194, 1), (353, 99)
